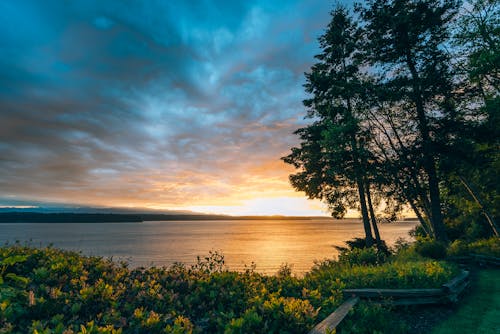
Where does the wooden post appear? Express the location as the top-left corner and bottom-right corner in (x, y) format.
(309, 297), (359, 334)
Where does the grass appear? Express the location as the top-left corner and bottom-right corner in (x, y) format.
(431, 269), (500, 334)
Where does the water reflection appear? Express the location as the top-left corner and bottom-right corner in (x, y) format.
(1, 219), (417, 274)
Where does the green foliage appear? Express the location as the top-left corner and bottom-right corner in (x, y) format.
(338, 247), (387, 266)
(0, 244), (460, 333)
(414, 238), (448, 259)
(0, 245), (324, 334)
(281, 7), (381, 246)
(336, 301), (408, 334)
(226, 294), (317, 334)
(306, 257), (457, 290)
(447, 237), (500, 257)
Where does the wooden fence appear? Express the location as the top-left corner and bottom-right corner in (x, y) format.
(448, 253), (500, 267)
(308, 270), (469, 334)
(308, 297), (359, 334)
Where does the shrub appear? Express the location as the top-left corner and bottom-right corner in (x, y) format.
(336, 238), (390, 255)
(414, 237), (447, 259)
(338, 247), (387, 266)
(306, 258), (457, 289)
(447, 239), (469, 257)
(468, 237), (500, 257)
(260, 295), (317, 333)
(336, 301), (408, 334)
(0, 244), (460, 334)
(448, 237), (500, 257)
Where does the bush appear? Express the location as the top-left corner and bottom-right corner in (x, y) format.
(414, 238), (447, 259)
(0, 245), (323, 334)
(0, 244), (460, 333)
(305, 258), (457, 289)
(448, 237), (500, 257)
(338, 247), (387, 266)
(447, 239), (469, 257)
(336, 301), (408, 334)
(336, 238), (391, 256)
(468, 237), (500, 257)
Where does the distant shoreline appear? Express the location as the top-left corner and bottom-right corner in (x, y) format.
(0, 212), (319, 223)
(0, 212), (143, 223)
(0, 212), (418, 223)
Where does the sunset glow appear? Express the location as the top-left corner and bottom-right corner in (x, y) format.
(181, 197), (328, 217)
(0, 0), (341, 215)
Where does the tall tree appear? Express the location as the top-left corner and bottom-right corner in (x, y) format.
(440, 0), (500, 239)
(283, 8), (378, 246)
(358, 0), (460, 242)
(455, 0), (500, 94)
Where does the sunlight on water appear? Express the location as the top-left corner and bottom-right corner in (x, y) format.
(1, 219), (417, 274)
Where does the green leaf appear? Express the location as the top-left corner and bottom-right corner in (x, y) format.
(5, 273), (29, 286)
(1, 255), (28, 266)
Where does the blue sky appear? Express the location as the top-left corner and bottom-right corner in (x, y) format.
(0, 0), (352, 215)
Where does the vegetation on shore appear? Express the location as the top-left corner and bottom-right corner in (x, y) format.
(0, 241), (464, 334)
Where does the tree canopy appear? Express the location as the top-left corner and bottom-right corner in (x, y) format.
(283, 0), (499, 243)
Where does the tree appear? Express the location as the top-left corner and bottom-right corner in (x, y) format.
(357, 0), (461, 242)
(282, 8), (380, 246)
(439, 0), (500, 239)
(455, 0), (500, 94)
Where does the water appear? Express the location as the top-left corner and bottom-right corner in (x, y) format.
(0, 219), (417, 274)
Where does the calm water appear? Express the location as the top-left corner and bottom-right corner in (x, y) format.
(1, 219), (417, 274)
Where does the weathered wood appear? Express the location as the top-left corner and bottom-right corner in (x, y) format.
(343, 288), (444, 299)
(446, 281), (469, 302)
(447, 255), (472, 262)
(442, 270), (469, 293)
(381, 296), (446, 305)
(309, 297), (359, 334)
(341, 270), (470, 306)
(310, 271), (474, 332)
(471, 254), (500, 266)
(448, 254), (500, 267)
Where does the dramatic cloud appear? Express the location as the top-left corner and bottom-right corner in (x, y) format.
(0, 0), (350, 215)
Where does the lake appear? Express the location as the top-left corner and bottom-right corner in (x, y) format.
(1, 219), (417, 274)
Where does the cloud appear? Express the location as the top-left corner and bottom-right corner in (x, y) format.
(0, 0), (348, 214)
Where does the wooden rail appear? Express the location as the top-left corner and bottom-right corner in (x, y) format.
(309, 297), (359, 334)
(448, 254), (500, 267)
(309, 270), (470, 333)
(342, 287), (445, 305)
(442, 270), (470, 302)
(342, 270), (469, 305)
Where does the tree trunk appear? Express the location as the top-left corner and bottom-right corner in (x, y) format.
(459, 175), (499, 237)
(366, 183), (382, 245)
(405, 51), (448, 242)
(426, 160), (448, 242)
(357, 178), (374, 247)
(408, 200), (433, 237)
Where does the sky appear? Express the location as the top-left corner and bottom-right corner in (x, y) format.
(0, 0), (351, 216)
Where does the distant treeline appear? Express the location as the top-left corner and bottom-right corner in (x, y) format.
(0, 212), (142, 223)
(140, 214), (315, 221)
(0, 212), (318, 223)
